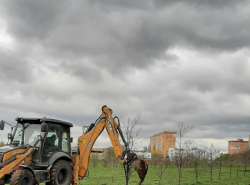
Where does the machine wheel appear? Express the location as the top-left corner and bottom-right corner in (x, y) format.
(10, 169), (34, 185)
(49, 160), (72, 185)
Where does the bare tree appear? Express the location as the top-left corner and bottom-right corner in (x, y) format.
(236, 153), (240, 177)
(191, 147), (206, 182)
(153, 156), (170, 185)
(229, 154), (236, 178)
(207, 144), (219, 181)
(217, 153), (222, 180)
(122, 114), (141, 150)
(121, 114), (142, 185)
(242, 150), (250, 176)
(176, 122), (194, 185)
(121, 114), (149, 185)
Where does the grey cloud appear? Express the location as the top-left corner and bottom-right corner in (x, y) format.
(2, 0), (66, 39)
(0, 51), (32, 83)
(1, 0), (250, 151)
(153, 0), (248, 8)
(3, 0), (250, 78)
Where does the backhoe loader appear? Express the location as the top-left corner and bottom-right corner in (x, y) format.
(0, 105), (148, 185)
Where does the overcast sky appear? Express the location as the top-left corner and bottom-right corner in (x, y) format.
(0, 0), (250, 151)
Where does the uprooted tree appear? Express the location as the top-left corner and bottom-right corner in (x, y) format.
(122, 114), (141, 151)
(121, 114), (148, 185)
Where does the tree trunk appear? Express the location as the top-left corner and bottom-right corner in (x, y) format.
(210, 165), (213, 181)
(244, 163), (247, 176)
(237, 164), (239, 177)
(219, 162), (221, 180)
(158, 165), (163, 185)
(178, 163), (181, 185)
(230, 164), (232, 178)
(195, 164), (198, 182)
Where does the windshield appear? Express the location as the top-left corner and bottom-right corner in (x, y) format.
(13, 123), (42, 146)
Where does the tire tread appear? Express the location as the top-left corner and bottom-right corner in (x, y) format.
(49, 160), (72, 185)
(10, 169), (34, 185)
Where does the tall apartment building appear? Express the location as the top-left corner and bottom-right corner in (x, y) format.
(228, 139), (248, 154)
(150, 131), (176, 158)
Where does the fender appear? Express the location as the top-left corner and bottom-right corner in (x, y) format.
(48, 152), (72, 165)
(19, 165), (35, 177)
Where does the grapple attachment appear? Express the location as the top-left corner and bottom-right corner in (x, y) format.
(123, 152), (148, 185)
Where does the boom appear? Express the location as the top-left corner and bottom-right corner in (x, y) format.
(72, 106), (131, 184)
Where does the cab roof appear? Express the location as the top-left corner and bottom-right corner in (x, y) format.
(15, 117), (73, 127)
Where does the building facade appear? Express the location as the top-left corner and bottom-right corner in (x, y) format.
(228, 139), (248, 154)
(150, 131), (176, 158)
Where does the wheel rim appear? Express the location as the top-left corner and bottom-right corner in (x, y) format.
(58, 169), (67, 184)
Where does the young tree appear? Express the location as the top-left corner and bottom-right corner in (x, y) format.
(153, 155), (170, 185)
(122, 114), (141, 151)
(103, 147), (119, 183)
(91, 153), (99, 168)
(191, 147), (206, 182)
(207, 144), (219, 181)
(242, 150), (250, 176)
(229, 154), (236, 178)
(217, 154), (223, 180)
(176, 122), (194, 185)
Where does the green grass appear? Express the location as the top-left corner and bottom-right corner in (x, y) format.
(77, 163), (250, 185)
(7, 163), (249, 184)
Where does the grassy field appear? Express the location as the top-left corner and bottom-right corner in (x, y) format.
(78, 162), (250, 185)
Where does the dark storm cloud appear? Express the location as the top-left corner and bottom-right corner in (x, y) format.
(2, 0), (250, 77)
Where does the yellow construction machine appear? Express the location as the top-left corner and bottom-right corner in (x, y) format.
(0, 105), (148, 185)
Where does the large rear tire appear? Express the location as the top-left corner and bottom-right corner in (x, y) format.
(10, 169), (34, 185)
(48, 160), (72, 185)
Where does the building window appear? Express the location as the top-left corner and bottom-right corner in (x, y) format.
(231, 146), (239, 150)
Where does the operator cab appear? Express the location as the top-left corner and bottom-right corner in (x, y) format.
(2, 117), (73, 167)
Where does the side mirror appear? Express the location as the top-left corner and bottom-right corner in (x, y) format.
(41, 122), (47, 132)
(0, 120), (5, 130)
(70, 137), (73, 143)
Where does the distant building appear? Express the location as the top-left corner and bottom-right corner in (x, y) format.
(228, 139), (248, 154)
(150, 131), (176, 158)
(133, 151), (152, 159)
(168, 147), (175, 160)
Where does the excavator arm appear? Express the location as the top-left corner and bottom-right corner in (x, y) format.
(72, 105), (148, 185)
